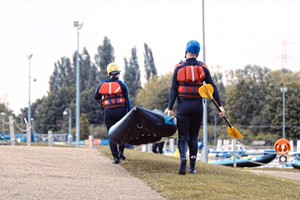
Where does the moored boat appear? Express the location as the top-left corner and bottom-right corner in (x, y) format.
(209, 153), (277, 168)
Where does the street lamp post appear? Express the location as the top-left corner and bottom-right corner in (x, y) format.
(201, 0), (209, 163)
(1, 112), (6, 134)
(74, 21), (83, 148)
(28, 54), (33, 142)
(63, 108), (73, 144)
(280, 87), (288, 139)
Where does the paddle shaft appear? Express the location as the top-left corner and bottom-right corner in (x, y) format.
(211, 98), (233, 128)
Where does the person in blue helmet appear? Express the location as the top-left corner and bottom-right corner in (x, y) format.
(94, 63), (132, 164)
(167, 40), (225, 175)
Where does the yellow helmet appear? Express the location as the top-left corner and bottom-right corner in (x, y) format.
(107, 63), (121, 76)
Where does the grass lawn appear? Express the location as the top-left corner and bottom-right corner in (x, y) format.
(99, 146), (300, 200)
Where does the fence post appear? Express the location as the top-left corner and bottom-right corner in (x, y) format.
(48, 131), (53, 147)
(9, 116), (15, 146)
(27, 123), (31, 146)
(147, 144), (152, 152)
(142, 144), (146, 152)
(89, 135), (94, 149)
(169, 138), (175, 152)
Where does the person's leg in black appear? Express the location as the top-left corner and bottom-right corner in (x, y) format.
(188, 100), (203, 174)
(104, 109), (120, 164)
(158, 141), (165, 154)
(152, 143), (158, 153)
(118, 144), (126, 160)
(111, 107), (127, 161)
(176, 100), (191, 175)
(176, 99), (190, 175)
(178, 135), (188, 175)
(188, 135), (198, 173)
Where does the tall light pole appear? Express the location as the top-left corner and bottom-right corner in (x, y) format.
(201, 0), (208, 163)
(1, 112), (6, 134)
(63, 108), (73, 144)
(27, 54), (33, 142)
(280, 87), (288, 139)
(74, 21), (83, 148)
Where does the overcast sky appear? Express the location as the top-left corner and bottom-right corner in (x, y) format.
(0, 0), (299, 114)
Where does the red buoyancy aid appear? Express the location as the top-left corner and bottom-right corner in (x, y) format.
(98, 81), (126, 108)
(176, 62), (206, 98)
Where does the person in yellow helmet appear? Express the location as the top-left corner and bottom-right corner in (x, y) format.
(94, 63), (132, 164)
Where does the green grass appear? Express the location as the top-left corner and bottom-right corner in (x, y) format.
(99, 146), (300, 200)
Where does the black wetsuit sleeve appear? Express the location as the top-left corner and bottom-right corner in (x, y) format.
(203, 67), (222, 106)
(119, 81), (132, 112)
(168, 67), (179, 110)
(94, 81), (105, 100)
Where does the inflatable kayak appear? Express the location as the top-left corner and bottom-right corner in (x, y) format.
(291, 159), (300, 169)
(108, 106), (177, 145)
(210, 153), (277, 167)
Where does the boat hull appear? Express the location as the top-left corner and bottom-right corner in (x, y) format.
(108, 106), (177, 145)
(291, 159), (300, 169)
(210, 153), (277, 167)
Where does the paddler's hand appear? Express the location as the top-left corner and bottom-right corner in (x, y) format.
(219, 106), (225, 118)
(167, 109), (174, 118)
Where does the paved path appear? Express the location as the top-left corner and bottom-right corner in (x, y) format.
(0, 146), (166, 200)
(247, 170), (300, 181)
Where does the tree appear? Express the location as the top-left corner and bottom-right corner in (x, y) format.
(33, 87), (75, 133)
(80, 113), (90, 139)
(207, 67), (226, 125)
(263, 70), (300, 138)
(94, 36), (115, 81)
(144, 43), (157, 81)
(79, 48), (99, 91)
(225, 65), (271, 129)
(81, 88), (102, 125)
(49, 57), (74, 93)
(136, 73), (172, 111)
(123, 46), (141, 101)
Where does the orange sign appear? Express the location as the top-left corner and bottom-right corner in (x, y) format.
(274, 138), (290, 155)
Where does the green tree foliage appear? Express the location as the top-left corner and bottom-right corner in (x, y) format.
(81, 88), (102, 125)
(49, 57), (74, 93)
(225, 66), (300, 139)
(263, 70), (300, 138)
(94, 36), (115, 81)
(80, 113), (90, 139)
(207, 66), (226, 125)
(143, 43), (157, 81)
(80, 48), (99, 91)
(33, 87), (75, 133)
(135, 73), (172, 111)
(20, 37), (114, 136)
(71, 48), (98, 92)
(124, 46), (141, 101)
(225, 65), (270, 128)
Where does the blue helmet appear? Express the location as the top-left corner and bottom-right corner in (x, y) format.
(185, 40), (200, 55)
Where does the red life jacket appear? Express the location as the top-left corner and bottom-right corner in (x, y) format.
(176, 61), (206, 98)
(98, 81), (126, 108)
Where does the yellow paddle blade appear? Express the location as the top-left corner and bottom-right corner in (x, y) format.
(198, 84), (214, 99)
(227, 126), (243, 139)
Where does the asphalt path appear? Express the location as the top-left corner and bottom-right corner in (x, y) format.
(0, 146), (166, 200)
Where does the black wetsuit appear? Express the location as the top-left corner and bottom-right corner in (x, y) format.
(168, 58), (222, 167)
(94, 77), (132, 160)
(152, 141), (165, 154)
